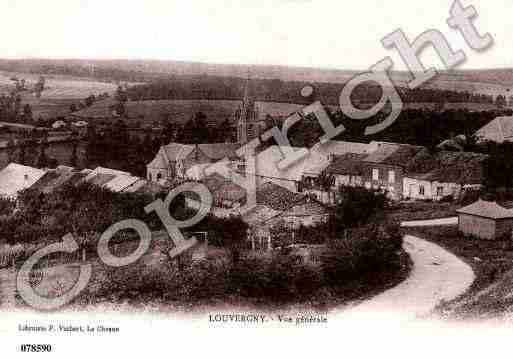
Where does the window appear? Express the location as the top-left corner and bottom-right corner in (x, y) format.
(388, 170), (395, 183)
(419, 185), (425, 196)
(148, 173), (152, 181)
(372, 168), (379, 181)
(437, 186), (444, 197)
(157, 173), (162, 181)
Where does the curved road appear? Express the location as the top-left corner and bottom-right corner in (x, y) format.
(347, 229), (474, 320)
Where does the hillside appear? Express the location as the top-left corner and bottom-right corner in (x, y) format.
(71, 99), (306, 126)
(0, 71), (118, 99)
(0, 59), (511, 98)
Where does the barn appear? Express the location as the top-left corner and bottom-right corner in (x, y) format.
(457, 199), (513, 240)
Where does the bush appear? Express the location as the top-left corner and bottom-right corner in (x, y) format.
(229, 255), (323, 303)
(322, 223), (403, 288)
(332, 186), (389, 232)
(0, 197), (15, 217)
(78, 258), (231, 306)
(440, 195), (454, 203)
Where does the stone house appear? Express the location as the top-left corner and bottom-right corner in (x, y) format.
(403, 151), (488, 201)
(360, 142), (428, 200)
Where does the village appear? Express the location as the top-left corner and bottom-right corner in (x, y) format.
(1, 70), (513, 318)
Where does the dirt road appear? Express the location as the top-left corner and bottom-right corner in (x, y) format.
(346, 234), (474, 320)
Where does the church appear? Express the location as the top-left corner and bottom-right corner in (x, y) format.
(146, 75), (269, 183)
(235, 75), (269, 144)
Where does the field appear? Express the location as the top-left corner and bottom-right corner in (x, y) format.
(71, 98), (306, 125)
(0, 71), (125, 120)
(0, 71), (119, 99)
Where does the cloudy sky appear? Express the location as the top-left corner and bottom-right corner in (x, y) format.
(1, 0), (511, 70)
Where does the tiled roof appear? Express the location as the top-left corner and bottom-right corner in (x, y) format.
(325, 153), (366, 175)
(250, 145), (310, 182)
(30, 166), (76, 193)
(407, 151), (488, 184)
(198, 143), (240, 160)
(122, 179), (148, 193)
(302, 141), (370, 176)
(103, 175), (141, 193)
(364, 142), (427, 166)
(202, 173), (230, 193)
(475, 116), (513, 143)
(312, 140), (371, 156)
(457, 199), (513, 219)
(162, 143), (194, 162)
(213, 181), (246, 203)
(147, 152), (168, 169)
(0, 163), (47, 198)
(87, 173), (117, 186)
(256, 182), (306, 211)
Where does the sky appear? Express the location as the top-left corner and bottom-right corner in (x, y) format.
(1, 0), (512, 70)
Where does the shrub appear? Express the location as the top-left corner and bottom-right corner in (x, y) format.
(322, 223), (403, 288)
(229, 255), (323, 303)
(440, 195), (454, 203)
(0, 197), (15, 217)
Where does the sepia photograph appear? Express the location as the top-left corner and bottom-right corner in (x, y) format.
(1, 0), (513, 357)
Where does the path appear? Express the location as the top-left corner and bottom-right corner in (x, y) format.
(400, 216), (458, 227)
(347, 232), (474, 320)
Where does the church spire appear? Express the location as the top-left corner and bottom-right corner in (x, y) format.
(243, 70), (251, 105)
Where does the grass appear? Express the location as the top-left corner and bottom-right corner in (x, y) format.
(386, 201), (459, 223)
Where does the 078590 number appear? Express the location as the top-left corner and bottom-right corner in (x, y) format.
(20, 344), (52, 353)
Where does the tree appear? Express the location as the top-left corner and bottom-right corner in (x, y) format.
(36, 135), (49, 168)
(22, 104), (33, 123)
(496, 95), (507, 109)
(84, 95), (96, 107)
(70, 135), (79, 167)
(216, 216), (248, 264)
(6, 137), (16, 163)
(331, 186), (388, 233)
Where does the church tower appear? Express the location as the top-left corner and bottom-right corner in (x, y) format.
(236, 74), (259, 144)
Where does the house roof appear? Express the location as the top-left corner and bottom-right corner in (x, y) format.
(311, 140), (371, 157)
(251, 145), (310, 183)
(457, 199), (513, 219)
(325, 153), (367, 175)
(202, 173), (231, 193)
(364, 142), (427, 167)
(302, 141), (371, 176)
(122, 179), (148, 193)
(475, 116), (513, 143)
(198, 143), (240, 160)
(84, 167), (131, 182)
(256, 182), (306, 211)
(0, 163), (47, 198)
(147, 151), (168, 169)
(407, 151), (488, 185)
(87, 173), (117, 186)
(213, 181), (246, 203)
(103, 175), (141, 193)
(30, 166), (77, 193)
